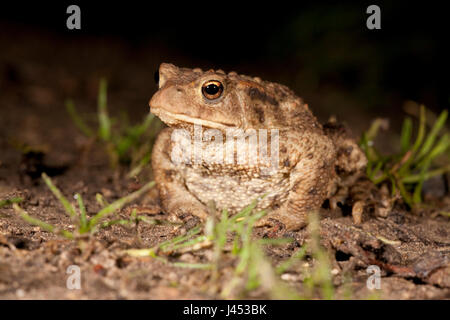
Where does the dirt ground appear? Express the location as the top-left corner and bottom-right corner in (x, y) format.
(0, 24), (449, 300)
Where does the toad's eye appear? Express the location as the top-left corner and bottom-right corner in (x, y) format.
(201, 80), (224, 100)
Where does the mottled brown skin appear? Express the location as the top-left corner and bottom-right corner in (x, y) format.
(149, 63), (367, 230)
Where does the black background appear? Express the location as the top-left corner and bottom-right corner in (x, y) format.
(1, 1), (449, 114)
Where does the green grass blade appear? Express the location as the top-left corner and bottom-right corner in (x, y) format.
(413, 159), (431, 204)
(88, 180), (155, 229)
(97, 78), (111, 141)
(95, 193), (109, 207)
(398, 105), (427, 177)
(276, 244), (308, 275)
(366, 118), (387, 141)
(368, 160), (383, 181)
(212, 209), (229, 260)
(230, 199), (258, 223)
(101, 219), (134, 228)
(168, 235), (209, 252)
(410, 105), (426, 155)
(416, 133), (450, 168)
(246, 210), (267, 225)
(400, 117), (412, 153)
(159, 225), (202, 251)
(128, 151), (152, 178)
(75, 193), (88, 231)
(396, 178), (413, 207)
(116, 113), (156, 162)
(360, 133), (378, 163)
(42, 173), (77, 218)
(134, 113), (154, 136)
(416, 110), (448, 160)
(65, 100), (94, 137)
(136, 215), (159, 225)
(389, 175), (397, 196)
(359, 119), (388, 164)
(0, 197), (23, 208)
(402, 164), (450, 183)
(13, 204), (74, 239)
(426, 133), (450, 160)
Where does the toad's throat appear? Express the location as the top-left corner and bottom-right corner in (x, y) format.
(151, 107), (235, 130)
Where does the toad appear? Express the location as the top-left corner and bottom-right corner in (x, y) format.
(149, 63), (367, 230)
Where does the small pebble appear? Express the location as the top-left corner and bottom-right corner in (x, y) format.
(16, 289), (25, 298)
(281, 273), (300, 281)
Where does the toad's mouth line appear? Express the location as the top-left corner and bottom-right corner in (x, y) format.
(151, 107), (235, 130)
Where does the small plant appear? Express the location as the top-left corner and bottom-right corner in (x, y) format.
(13, 173), (156, 241)
(300, 212), (334, 299)
(214, 202), (298, 299)
(127, 200), (336, 299)
(360, 105), (449, 206)
(66, 78), (163, 175)
(274, 212), (335, 300)
(0, 197), (23, 208)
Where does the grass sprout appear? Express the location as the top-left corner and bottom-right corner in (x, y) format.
(66, 78), (164, 175)
(13, 173), (155, 239)
(360, 105), (449, 206)
(126, 199), (337, 299)
(0, 197), (23, 208)
(302, 212), (334, 299)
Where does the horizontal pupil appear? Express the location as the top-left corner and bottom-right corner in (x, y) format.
(205, 84), (219, 95)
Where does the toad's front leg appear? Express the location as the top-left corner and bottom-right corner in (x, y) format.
(256, 132), (337, 231)
(152, 128), (209, 222)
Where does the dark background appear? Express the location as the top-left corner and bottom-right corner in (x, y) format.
(1, 1), (448, 125)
